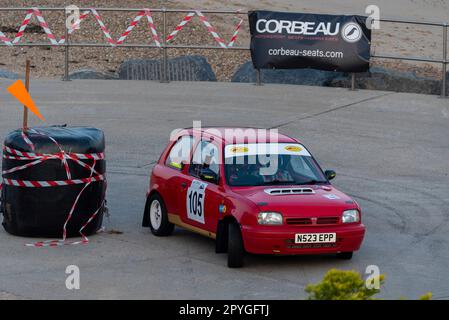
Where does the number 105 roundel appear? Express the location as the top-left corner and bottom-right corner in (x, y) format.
(142, 127), (366, 268)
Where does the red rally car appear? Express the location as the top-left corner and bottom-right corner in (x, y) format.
(142, 127), (365, 268)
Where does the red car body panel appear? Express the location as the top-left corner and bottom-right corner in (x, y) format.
(148, 128), (366, 255)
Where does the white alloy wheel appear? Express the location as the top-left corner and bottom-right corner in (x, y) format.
(150, 200), (162, 230)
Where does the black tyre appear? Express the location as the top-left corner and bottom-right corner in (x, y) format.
(2, 201), (19, 235)
(147, 194), (174, 236)
(337, 252), (353, 260)
(228, 222), (245, 268)
(215, 220), (228, 254)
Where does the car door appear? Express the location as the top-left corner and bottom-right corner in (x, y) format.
(161, 135), (194, 216)
(179, 139), (223, 234)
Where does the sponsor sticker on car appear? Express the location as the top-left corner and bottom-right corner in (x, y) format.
(284, 145), (302, 152)
(186, 180), (208, 224)
(323, 194), (340, 200)
(224, 143), (311, 158)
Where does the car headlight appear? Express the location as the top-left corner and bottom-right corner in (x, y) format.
(258, 212), (283, 225)
(342, 209), (360, 223)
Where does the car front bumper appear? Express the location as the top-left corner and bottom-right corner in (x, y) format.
(241, 224), (366, 255)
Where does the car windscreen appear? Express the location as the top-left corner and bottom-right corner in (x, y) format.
(224, 144), (327, 187)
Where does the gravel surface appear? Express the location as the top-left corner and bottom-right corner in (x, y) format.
(0, 0), (250, 81)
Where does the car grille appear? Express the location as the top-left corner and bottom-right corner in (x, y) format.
(316, 217), (340, 225)
(285, 216), (340, 225)
(286, 218), (313, 225)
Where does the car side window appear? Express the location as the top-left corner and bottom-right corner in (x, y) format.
(165, 136), (193, 170)
(189, 140), (220, 181)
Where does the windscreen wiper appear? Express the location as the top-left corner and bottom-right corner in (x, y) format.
(295, 180), (326, 185)
(262, 180), (297, 186)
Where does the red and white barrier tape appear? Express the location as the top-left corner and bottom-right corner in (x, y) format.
(0, 30), (13, 46)
(2, 175), (105, 188)
(1, 129), (106, 248)
(166, 11), (244, 48)
(91, 8), (116, 46)
(19, 128), (73, 179)
(116, 9), (161, 46)
(0, 8), (243, 48)
(166, 12), (196, 43)
(196, 11), (227, 49)
(10, 8), (59, 45)
(227, 17), (244, 47)
(3, 146), (104, 161)
(60, 8), (161, 47)
(58, 9), (91, 44)
(21, 130), (36, 151)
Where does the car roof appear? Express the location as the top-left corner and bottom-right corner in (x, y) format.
(180, 127), (300, 144)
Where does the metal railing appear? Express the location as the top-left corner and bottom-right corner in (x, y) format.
(370, 18), (448, 97)
(0, 7), (447, 97)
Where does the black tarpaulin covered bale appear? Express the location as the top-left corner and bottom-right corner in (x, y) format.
(0, 126), (106, 238)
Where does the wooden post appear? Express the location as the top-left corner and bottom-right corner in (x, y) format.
(23, 60), (31, 129)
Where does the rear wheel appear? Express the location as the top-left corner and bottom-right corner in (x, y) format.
(147, 194), (174, 236)
(227, 222), (245, 268)
(337, 252), (353, 260)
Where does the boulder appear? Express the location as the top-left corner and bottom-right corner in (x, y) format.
(231, 61), (347, 86)
(118, 56), (217, 81)
(68, 69), (118, 80)
(0, 69), (20, 79)
(232, 62), (446, 95)
(329, 67), (442, 95)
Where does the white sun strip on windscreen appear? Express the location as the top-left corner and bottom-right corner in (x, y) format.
(224, 143), (311, 158)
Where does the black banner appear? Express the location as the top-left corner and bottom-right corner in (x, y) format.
(249, 11), (371, 72)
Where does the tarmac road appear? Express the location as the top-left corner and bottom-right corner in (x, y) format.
(0, 79), (448, 299)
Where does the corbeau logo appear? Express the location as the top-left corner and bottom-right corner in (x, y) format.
(256, 19), (341, 36)
(341, 22), (363, 43)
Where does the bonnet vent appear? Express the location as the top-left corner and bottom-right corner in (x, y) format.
(264, 188), (315, 195)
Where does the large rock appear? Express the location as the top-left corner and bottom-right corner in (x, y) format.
(0, 69), (20, 79)
(330, 67), (442, 95)
(231, 61), (347, 86)
(118, 56), (217, 81)
(68, 69), (118, 80)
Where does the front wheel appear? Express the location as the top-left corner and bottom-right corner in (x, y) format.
(227, 222), (245, 268)
(147, 194), (174, 236)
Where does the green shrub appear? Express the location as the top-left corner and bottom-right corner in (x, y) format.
(305, 269), (433, 300)
(419, 292), (432, 300)
(305, 269), (384, 300)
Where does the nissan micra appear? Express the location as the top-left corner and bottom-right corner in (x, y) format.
(143, 127), (365, 268)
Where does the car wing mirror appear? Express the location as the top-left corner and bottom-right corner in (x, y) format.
(325, 170), (336, 181)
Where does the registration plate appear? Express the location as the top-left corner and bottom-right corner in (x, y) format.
(295, 233), (336, 244)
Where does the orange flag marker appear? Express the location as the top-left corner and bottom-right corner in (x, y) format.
(7, 79), (45, 122)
